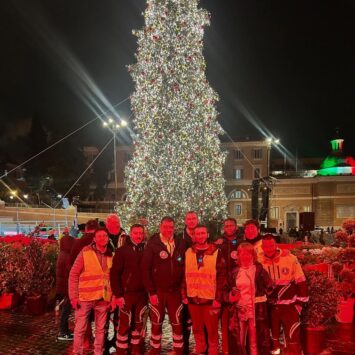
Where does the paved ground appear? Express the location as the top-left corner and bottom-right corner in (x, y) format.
(0, 308), (354, 354)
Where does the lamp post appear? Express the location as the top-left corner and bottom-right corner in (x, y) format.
(103, 117), (128, 200)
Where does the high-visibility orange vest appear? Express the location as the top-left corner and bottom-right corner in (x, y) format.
(78, 248), (112, 302)
(185, 248), (218, 300)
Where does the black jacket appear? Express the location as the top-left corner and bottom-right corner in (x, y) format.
(110, 237), (146, 297)
(179, 227), (194, 249)
(218, 233), (244, 272)
(141, 234), (186, 294)
(56, 235), (75, 295)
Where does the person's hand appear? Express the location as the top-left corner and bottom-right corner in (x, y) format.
(182, 298), (188, 305)
(149, 294), (159, 306)
(212, 300), (221, 309)
(71, 298), (80, 310)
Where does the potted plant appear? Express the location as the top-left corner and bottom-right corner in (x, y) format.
(301, 270), (339, 354)
(332, 263), (355, 323)
(21, 240), (56, 315)
(0, 243), (27, 309)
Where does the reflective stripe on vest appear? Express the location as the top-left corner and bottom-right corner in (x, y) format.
(185, 248), (218, 300)
(78, 249), (112, 301)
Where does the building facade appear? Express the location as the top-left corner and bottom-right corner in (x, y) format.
(85, 136), (355, 229)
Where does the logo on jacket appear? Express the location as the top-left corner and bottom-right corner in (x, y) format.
(160, 251), (169, 259)
(281, 267), (290, 275)
(231, 251), (238, 260)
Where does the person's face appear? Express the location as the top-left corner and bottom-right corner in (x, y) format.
(160, 220), (174, 239)
(238, 249), (254, 267)
(107, 217), (120, 235)
(185, 213), (198, 230)
(224, 220), (237, 237)
(130, 227), (144, 244)
(194, 227), (208, 245)
(94, 230), (109, 248)
(262, 239), (277, 257)
(244, 224), (259, 240)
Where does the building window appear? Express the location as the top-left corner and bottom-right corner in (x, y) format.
(254, 168), (261, 179)
(234, 150), (242, 160)
(234, 168), (243, 180)
(252, 149), (262, 160)
(235, 204), (242, 216)
(270, 207), (279, 219)
(336, 206), (355, 218)
(229, 190), (247, 199)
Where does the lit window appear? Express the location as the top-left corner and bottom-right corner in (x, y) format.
(270, 207), (279, 219)
(235, 204), (242, 216)
(234, 150), (242, 160)
(230, 190), (247, 199)
(235, 169), (243, 180)
(253, 149), (262, 160)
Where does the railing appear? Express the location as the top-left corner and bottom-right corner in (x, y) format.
(0, 221), (69, 236)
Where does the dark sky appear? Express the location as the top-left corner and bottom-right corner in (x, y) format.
(1, 0), (354, 160)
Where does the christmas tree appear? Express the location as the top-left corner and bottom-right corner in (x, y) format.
(120, 0), (227, 230)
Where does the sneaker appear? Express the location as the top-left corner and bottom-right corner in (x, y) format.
(57, 333), (74, 341)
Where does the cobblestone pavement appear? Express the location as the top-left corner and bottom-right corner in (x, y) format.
(0, 309), (354, 354)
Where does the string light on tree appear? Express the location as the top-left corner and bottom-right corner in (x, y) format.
(119, 0), (227, 229)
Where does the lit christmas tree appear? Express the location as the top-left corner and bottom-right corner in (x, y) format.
(120, 0), (227, 230)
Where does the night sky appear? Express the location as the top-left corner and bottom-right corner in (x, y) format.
(1, 0), (354, 162)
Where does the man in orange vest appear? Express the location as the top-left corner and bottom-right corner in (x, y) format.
(69, 227), (113, 355)
(182, 224), (226, 355)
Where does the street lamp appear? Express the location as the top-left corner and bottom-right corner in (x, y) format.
(102, 116), (128, 200)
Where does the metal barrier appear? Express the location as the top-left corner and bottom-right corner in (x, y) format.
(0, 221), (70, 236)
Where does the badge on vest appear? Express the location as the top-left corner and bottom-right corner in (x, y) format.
(281, 267), (290, 275)
(160, 251), (169, 259)
(231, 251), (238, 260)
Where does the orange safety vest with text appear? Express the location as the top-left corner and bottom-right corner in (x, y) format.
(185, 248), (218, 300)
(78, 248), (112, 302)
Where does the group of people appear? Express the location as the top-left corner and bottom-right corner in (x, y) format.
(56, 212), (309, 355)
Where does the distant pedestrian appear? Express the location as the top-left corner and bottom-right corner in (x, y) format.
(69, 228), (113, 355)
